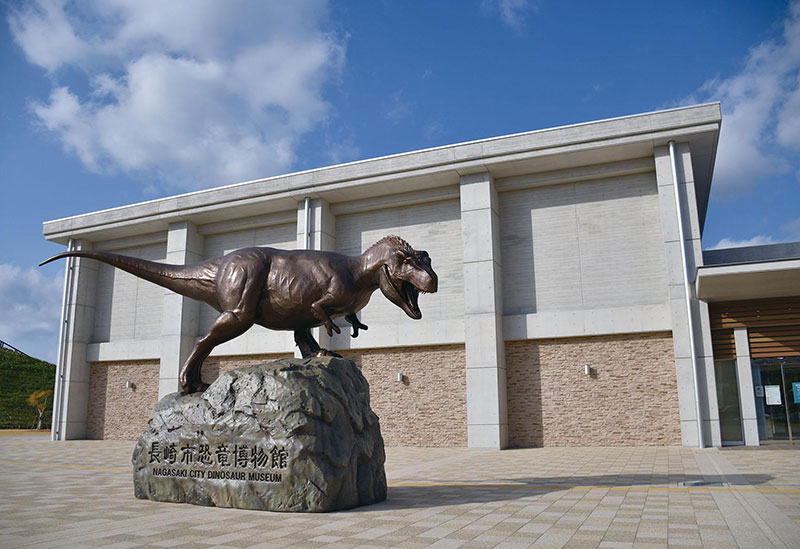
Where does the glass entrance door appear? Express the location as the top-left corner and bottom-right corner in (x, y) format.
(784, 362), (800, 441)
(752, 357), (800, 443)
(714, 359), (743, 444)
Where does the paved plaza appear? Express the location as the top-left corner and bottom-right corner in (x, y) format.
(1, 435), (799, 548)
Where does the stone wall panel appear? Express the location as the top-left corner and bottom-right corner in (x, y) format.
(89, 347), (467, 445)
(506, 332), (680, 447)
(342, 345), (467, 447)
(201, 354), (290, 385)
(88, 360), (160, 440)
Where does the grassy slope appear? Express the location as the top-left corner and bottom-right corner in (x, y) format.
(0, 348), (56, 429)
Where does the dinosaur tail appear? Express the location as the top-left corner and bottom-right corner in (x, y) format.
(40, 250), (217, 302)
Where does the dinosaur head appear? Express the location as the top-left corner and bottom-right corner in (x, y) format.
(375, 236), (438, 319)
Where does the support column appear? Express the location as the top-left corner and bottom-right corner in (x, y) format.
(296, 199), (336, 354)
(734, 327), (759, 446)
(158, 222), (203, 398)
(460, 172), (508, 449)
(53, 239), (97, 440)
(655, 143), (720, 447)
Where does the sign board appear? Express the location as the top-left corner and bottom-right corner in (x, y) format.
(755, 385), (764, 398)
(765, 385), (782, 406)
(793, 382), (800, 404)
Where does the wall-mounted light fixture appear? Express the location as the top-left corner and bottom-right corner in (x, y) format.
(584, 365), (592, 376)
(125, 380), (136, 390)
(396, 372), (405, 383)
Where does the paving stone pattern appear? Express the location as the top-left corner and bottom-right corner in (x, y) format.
(2, 437), (799, 548)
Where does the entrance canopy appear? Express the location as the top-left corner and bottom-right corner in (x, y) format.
(698, 243), (800, 302)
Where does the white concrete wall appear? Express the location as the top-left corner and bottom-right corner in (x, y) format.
(460, 173), (508, 449)
(498, 173), (668, 338)
(332, 198), (464, 349)
(54, 239), (97, 439)
(159, 221), (203, 398)
(654, 143), (719, 448)
(91, 242), (167, 343)
(734, 328), (759, 446)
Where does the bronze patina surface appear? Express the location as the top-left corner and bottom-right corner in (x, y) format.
(41, 235), (438, 393)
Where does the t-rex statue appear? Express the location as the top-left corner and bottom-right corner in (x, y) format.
(40, 235), (438, 394)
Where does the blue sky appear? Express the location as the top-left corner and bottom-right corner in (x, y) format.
(1, 0), (799, 360)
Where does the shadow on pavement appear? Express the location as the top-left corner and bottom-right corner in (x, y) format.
(363, 473), (775, 510)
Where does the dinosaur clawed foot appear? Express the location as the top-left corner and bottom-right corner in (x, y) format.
(344, 314), (368, 337)
(179, 370), (210, 394)
(315, 348), (342, 358)
(323, 320), (342, 338)
(185, 381), (210, 394)
(180, 378), (210, 394)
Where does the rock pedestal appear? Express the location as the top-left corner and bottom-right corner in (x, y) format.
(132, 357), (387, 512)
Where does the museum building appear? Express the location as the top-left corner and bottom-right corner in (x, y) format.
(44, 103), (800, 448)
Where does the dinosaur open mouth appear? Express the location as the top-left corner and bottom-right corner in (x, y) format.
(382, 265), (422, 319)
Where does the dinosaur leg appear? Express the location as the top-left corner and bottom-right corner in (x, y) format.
(180, 309), (255, 393)
(179, 264), (262, 393)
(344, 313), (368, 338)
(294, 328), (342, 359)
(294, 329), (320, 358)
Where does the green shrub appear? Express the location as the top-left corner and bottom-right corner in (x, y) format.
(0, 348), (56, 429)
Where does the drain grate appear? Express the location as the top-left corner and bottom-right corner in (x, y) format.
(677, 480), (729, 488)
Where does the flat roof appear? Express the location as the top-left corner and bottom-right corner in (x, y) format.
(43, 103), (721, 245)
(698, 243), (800, 301)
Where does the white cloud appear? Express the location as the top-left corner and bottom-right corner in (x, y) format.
(8, 0), (346, 191)
(325, 138), (360, 165)
(481, 0), (536, 29)
(710, 235), (779, 249)
(0, 264), (63, 362)
(424, 121), (445, 141)
(709, 216), (800, 249)
(685, 1), (800, 195)
(781, 217), (800, 239)
(382, 89), (412, 124)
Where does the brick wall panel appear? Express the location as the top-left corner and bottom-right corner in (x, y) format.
(88, 360), (160, 440)
(201, 354), (291, 385)
(506, 332), (680, 447)
(89, 347), (466, 445)
(342, 345), (467, 447)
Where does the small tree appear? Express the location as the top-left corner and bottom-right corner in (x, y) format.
(27, 390), (52, 430)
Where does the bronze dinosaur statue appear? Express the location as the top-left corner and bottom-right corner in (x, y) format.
(40, 235), (438, 394)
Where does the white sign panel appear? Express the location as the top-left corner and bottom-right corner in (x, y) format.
(765, 385), (782, 406)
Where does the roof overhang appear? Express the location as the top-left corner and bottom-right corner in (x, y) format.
(697, 259), (800, 302)
(43, 103), (721, 245)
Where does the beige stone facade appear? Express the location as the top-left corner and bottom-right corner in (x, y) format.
(88, 337), (675, 447)
(87, 360), (160, 440)
(342, 345), (467, 447)
(204, 349), (467, 448)
(200, 353), (291, 385)
(506, 332), (680, 447)
(87, 355), (290, 440)
(87, 348), (465, 443)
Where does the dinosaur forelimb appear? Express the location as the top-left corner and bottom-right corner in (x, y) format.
(344, 313), (368, 337)
(310, 302), (342, 338)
